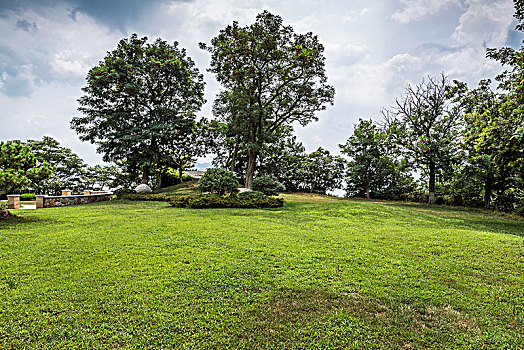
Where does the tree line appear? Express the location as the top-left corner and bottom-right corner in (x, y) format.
(1, 6), (523, 215)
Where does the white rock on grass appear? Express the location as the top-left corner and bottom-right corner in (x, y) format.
(238, 188), (251, 193)
(135, 184), (152, 193)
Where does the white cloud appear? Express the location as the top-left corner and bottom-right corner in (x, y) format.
(342, 8), (371, 22)
(392, 0), (460, 23)
(0, 0), (520, 164)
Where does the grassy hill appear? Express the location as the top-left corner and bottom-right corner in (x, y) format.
(0, 192), (523, 349)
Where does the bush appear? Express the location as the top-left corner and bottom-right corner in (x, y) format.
(119, 193), (170, 201)
(114, 188), (135, 197)
(169, 194), (284, 209)
(20, 193), (36, 200)
(198, 169), (239, 195)
(252, 175), (285, 196)
(0, 203), (12, 220)
(237, 191), (267, 200)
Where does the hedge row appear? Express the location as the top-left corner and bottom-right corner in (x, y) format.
(169, 194), (284, 209)
(119, 193), (171, 201)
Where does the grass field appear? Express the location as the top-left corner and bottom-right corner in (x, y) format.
(0, 193), (523, 349)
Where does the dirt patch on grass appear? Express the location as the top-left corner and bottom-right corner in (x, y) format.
(246, 288), (480, 348)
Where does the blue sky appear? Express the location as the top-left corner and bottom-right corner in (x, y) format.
(0, 0), (522, 164)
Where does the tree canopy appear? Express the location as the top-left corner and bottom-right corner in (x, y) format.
(202, 11), (335, 187)
(71, 34), (206, 185)
(0, 141), (54, 194)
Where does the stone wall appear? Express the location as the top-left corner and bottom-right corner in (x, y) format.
(36, 193), (113, 208)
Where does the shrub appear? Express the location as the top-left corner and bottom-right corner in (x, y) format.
(198, 169), (239, 195)
(251, 175), (285, 196)
(237, 191), (267, 200)
(20, 193), (36, 200)
(119, 193), (171, 201)
(169, 194), (284, 209)
(0, 203), (12, 220)
(114, 188), (135, 197)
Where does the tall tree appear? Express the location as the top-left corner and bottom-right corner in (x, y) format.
(26, 136), (87, 195)
(485, 0), (524, 187)
(393, 74), (462, 204)
(0, 140), (53, 194)
(201, 11), (335, 187)
(71, 34), (205, 185)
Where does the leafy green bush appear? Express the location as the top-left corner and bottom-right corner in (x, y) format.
(237, 190), (267, 200)
(0, 203), (11, 220)
(198, 169), (239, 195)
(114, 188), (135, 197)
(252, 174), (285, 196)
(20, 193), (36, 200)
(119, 193), (171, 201)
(169, 194), (284, 209)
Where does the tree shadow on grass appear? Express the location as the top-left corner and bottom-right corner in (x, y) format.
(386, 202), (524, 238)
(0, 214), (53, 230)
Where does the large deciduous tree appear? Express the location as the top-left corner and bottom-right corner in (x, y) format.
(201, 11), (335, 187)
(393, 74), (462, 205)
(71, 34), (205, 185)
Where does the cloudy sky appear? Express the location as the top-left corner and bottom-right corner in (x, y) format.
(0, 0), (522, 165)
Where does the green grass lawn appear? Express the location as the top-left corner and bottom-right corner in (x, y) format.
(0, 193), (523, 349)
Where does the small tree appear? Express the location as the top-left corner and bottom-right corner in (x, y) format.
(252, 174), (285, 196)
(0, 141), (54, 194)
(202, 11), (335, 187)
(339, 119), (412, 200)
(26, 136), (87, 194)
(303, 147), (345, 194)
(198, 169), (239, 195)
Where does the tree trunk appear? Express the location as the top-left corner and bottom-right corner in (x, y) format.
(365, 182), (370, 200)
(428, 160), (435, 205)
(179, 164), (184, 184)
(245, 150), (258, 188)
(141, 166), (150, 185)
(484, 175), (493, 210)
(230, 137), (239, 173)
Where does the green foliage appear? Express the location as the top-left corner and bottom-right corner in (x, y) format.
(303, 147), (345, 194)
(169, 194), (284, 208)
(71, 34), (206, 184)
(198, 168), (239, 195)
(113, 188), (135, 197)
(251, 175), (285, 196)
(20, 193), (36, 200)
(26, 136), (86, 195)
(203, 11), (335, 187)
(119, 193), (170, 201)
(84, 165), (124, 191)
(339, 119), (414, 200)
(0, 140), (54, 193)
(237, 190), (267, 200)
